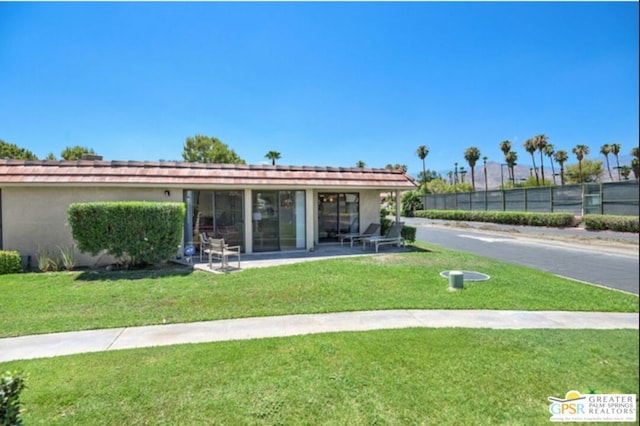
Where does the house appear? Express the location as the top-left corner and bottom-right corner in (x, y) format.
(0, 159), (416, 267)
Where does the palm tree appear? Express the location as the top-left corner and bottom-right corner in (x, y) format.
(572, 145), (590, 183)
(600, 144), (613, 181)
(534, 134), (548, 185)
(523, 137), (539, 186)
(416, 145), (429, 190)
(463, 146), (481, 191)
(609, 143), (621, 181)
(554, 150), (569, 186)
(504, 151), (518, 187)
(631, 147), (640, 181)
(499, 140), (512, 182)
(543, 143), (556, 185)
(459, 166), (467, 184)
(355, 160), (366, 168)
(482, 156), (488, 190)
(265, 151), (281, 166)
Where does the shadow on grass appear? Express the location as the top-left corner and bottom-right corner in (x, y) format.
(75, 263), (194, 282)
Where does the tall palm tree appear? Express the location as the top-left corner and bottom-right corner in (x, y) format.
(553, 150), (569, 186)
(265, 151), (281, 166)
(543, 143), (556, 185)
(609, 143), (621, 181)
(416, 145), (429, 189)
(504, 151), (518, 187)
(572, 144), (590, 183)
(482, 156), (488, 190)
(499, 140), (512, 181)
(459, 166), (467, 183)
(600, 144), (613, 181)
(523, 137), (539, 186)
(630, 147), (640, 182)
(534, 134), (548, 185)
(463, 146), (481, 191)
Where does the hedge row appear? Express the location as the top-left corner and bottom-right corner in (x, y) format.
(67, 201), (186, 267)
(583, 215), (640, 233)
(0, 251), (21, 275)
(414, 210), (576, 228)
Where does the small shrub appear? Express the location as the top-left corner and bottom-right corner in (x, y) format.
(0, 251), (22, 275)
(401, 225), (416, 243)
(57, 245), (76, 271)
(1, 370), (27, 426)
(36, 248), (57, 272)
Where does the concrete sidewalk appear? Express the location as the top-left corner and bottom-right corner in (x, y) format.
(1, 310), (638, 363)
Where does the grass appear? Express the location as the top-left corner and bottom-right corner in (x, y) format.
(1, 243), (638, 424)
(1, 328), (637, 425)
(1, 244), (638, 338)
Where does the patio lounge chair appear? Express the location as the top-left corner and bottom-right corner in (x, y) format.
(208, 238), (241, 272)
(338, 223), (381, 248)
(361, 221), (405, 253)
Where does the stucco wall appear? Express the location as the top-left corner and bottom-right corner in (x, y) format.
(1, 186), (182, 268)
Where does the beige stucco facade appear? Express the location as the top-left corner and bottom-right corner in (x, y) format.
(1, 186), (395, 268)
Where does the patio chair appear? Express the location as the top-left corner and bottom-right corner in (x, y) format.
(199, 232), (210, 262)
(208, 238), (241, 272)
(338, 223), (381, 248)
(361, 221), (405, 253)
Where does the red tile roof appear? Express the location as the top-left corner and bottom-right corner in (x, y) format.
(0, 160), (417, 189)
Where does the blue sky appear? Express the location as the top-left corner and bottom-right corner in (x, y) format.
(1, 2), (638, 177)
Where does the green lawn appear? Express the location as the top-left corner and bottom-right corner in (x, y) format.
(1, 243), (638, 424)
(1, 244), (637, 338)
(2, 329), (637, 425)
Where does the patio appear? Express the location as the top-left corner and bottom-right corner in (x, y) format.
(190, 243), (411, 273)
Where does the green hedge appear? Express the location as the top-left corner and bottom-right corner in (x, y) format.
(401, 225), (416, 243)
(414, 210), (576, 228)
(67, 201), (186, 267)
(583, 215), (640, 233)
(0, 251), (22, 275)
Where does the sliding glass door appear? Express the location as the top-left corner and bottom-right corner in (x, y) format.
(318, 193), (359, 243)
(253, 190), (306, 252)
(185, 190), (244, 253)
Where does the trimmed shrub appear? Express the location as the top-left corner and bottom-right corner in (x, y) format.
(0, 251), (22, 275)
(67, 201), (186, 268)
(413, 210), (576, 228)
(401, 225), (416, 243)
(1, 370), (27, 425)
(583, 215), (640, 233)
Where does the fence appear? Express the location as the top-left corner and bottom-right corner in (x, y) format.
(422, 181), (639, 216)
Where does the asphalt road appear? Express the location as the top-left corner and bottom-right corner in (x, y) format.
(403, 218), (640, 295)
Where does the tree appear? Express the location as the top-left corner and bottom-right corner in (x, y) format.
(182, 135), (246, 164)
(631, 147), (640, 181)
(355, 160), (366, 168)
(61, 146), (96, 160)
(572, 144), (591, 183)
(0, 139), (37, 159)
(265, 151), (281, 166)
(523, 137), (539, 186)
(600, 144), (613, 181)
(534, 134), (548, 185)
(417, 169), (439, 190)
(543, 143), (556, 185)
(385, 164), (407, 173)
(505, 151), (518, 187)
(416, 145), (429, 190)
(609, 143), (621, 181)
(463, 146), (481, 191)
(565, 159), (602, 184)
(482, 156), (488, 190)
(553, 150), (569, 186)
(499, 140), (512, 182)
